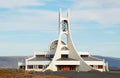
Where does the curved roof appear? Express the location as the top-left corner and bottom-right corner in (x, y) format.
(28, 57), (51, 61)
(49, 40), (66, 51)
(61, 46), (69, 50)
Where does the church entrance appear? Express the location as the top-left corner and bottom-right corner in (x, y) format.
(57, 65), (76, 71)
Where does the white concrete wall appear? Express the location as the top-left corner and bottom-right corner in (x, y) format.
(55, 61), (80, 65)
(85, 61), (106, 72)
(27, 61), (50, 65)
(60, 50), (69, 54)
(85, 61), (105, 65)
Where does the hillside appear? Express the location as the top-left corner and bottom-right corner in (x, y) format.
(0, 56), (28, 69)
(95, 55), (120, 71)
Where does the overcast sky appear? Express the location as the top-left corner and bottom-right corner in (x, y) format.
(0, 0), (120, 57)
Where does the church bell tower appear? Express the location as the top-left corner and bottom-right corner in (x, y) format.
(46, 9), (92, 71)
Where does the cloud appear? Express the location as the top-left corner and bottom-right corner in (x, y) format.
(0, 9), (58, 31)
(72, 0), (99, 9)
(0, 9), (120, 32)
(0, 0), (57, 31)
(71, 8), (120, 27)
(69, 0), (120, 29)
(0, 0), (119, 57)
(0, 0), (44, 9)
(72, 0), (120, 9)
(0, 0), (120, 31)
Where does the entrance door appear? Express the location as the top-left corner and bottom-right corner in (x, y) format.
(57, 65), (76, 71)
(64, 66), (70, 71)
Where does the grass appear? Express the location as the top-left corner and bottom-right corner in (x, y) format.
(0, 69), (67, 78)
(0, 69), (32, 78)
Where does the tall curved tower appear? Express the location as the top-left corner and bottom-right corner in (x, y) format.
(24, 9), (108, 72)
(46, 9), (91, 71)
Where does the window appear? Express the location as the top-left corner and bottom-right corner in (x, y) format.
(98, 65), (103, 69)
(50, 55), (54, 58)
(90, 65), (93, 67)
(38, 65), (43, 69)
(61, 54), (68, 58)
(70, 65), (76, 70)
(36, 55), (45, 57)
(19, 66), (25, 69)
(80, 55), (88, 57)
(27, 65), (33, 69)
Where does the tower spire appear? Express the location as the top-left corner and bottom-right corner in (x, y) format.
(59, 8), (62, 34)
(67, 8), (70, 19)
(59, 8), (62, 21)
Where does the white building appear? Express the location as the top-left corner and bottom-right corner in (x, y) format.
(18, 9), (109, 72)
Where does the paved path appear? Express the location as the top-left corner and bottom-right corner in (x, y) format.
(34, 72), (120, 78)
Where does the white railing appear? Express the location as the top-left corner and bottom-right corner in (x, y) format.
(55, 61), (80, 65)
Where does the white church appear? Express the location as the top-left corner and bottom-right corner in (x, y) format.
(18, 9), (109, 72)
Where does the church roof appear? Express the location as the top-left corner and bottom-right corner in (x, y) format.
(28, 57), (51, 61)
(82, 56), (103, 61)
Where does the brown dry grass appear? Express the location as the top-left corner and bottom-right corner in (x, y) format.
(0, 69), (32, 78)
(0, 69), (67, 78)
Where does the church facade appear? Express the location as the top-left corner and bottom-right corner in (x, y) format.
(18, 9), (109, 72)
